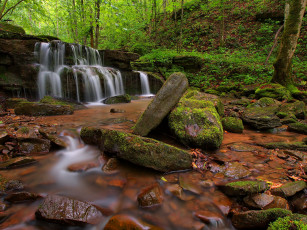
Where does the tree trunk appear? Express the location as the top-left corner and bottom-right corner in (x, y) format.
(271, 0), (307, 87)
(95, 0), (101, 49)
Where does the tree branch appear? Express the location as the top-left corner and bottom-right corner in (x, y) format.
(0, 0), (26, 20)
(0, 0), (9, 19)
(265, 25), (284, 65)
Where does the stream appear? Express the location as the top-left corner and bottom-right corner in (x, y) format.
(0, 99), (305, 230)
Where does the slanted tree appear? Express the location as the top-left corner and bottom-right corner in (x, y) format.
(271, 0), (307, 88)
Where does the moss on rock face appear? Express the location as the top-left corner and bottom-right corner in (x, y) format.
(0, 23), (25, 34)
(255, 83), (292, 101)
(102, 94), (131, 104)
(279, 101), (306, 119)
(221, 180), (269, 196)
(268, 215), (307, 230)
(168, 96), (223, 150)
(4, 98), (29, 109)
(222, 117), (244, 133)
(80, 127), (192, 172)
(287, 122), (307, 135)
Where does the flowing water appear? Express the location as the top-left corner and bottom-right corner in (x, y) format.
(136, 71), (153, 96)
(35, 41), (125, 102)
(1, 99), (304, 230)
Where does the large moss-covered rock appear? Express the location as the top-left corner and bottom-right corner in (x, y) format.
(255, 83), (292, 101)
(4, 98), (29, 109)
(102, 94), (131, 104)
(168, 92), (223, 149)
(279, 101), (306, 119)
(0, 23), (25, 35)
(222, 117), (244, 133)
(232, 208), (292, 230)
(287, 122), (307, 135)
(221, 180), (269, 196)
(39, 96), (85, 110)
(242, 98), (281, 130)
(80, 127), (192, 172)
(14, 102), (74, 116)
(133, 72), (189, 136)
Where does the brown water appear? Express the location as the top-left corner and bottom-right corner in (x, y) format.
(0, 99), (305, 230)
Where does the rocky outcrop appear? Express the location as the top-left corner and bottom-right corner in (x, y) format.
(99, 50), (140, 71)
(133, 72), (189, 136)
(35, 195), (104, 226)
(80, 127), (192, 172)
(168, 90), (223, 149)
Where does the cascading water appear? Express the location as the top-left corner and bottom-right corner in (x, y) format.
(35, 41), (124, 102)
(136, 71), (152, 95)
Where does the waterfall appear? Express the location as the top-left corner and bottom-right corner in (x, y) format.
(137, 71), (151, 95)
(35, 41), (124, 102)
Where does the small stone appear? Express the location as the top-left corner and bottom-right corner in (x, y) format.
(194, 210), (224, 226)
(5, 180), (24, 191)
(264, 196), (290, 210)
(224, 162), (251, 179)
(271, 181), (306, 197)
(229, 143), (256, 152)
(102, 158), (119, 174)
(166, 184), (183, 199)
(243, 193), (274, 209)
(110, 108), (125, 113)
(4, 191), (42, 203)
(277, 151), (288, 159)
(137, 184), (163, 208)
(283, 150), (305, 161)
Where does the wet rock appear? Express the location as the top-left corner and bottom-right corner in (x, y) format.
(283, 150), (305, 161)
(242, 97), (281, 130)
(35, 195), (104, 226)
(104, 214), (161, 230)
(137, 184), (163, 208)
(68, 161), (99, 172)
(279, 100), (306, 119)
(4, 191), (42, 203)
(291, 193), (307, 214)
(194, 210), (224, 227)
(0, 130), (9, 144)
(222, 117), (244, 133)
(103, 94), (131, 104)
(39, 129), (67, 148)
(268, 215), (307, 230)
(4, 98), (28, 109)
(229, 143), (257, 152)
(287, 122), (307, 135)
(15, 102), (74, 116)
(179, 173), (202, 194)
(271, 181), (306, 197)
(243, 193), (274, 209)
(39, 96), (85, 110)
(264, 196), (290, 210)
(166, 184), (184, 199)
(221, 180), (269, 196)
(261, 141), (307, 151)
(231, 208), (292, 229)
(102, 158), (120, 174)
(255, 83), (291, 101)
(80, 127), (192, 172)
(133, 72), (189, 136)
(168, 91), (223, 150)
(18, 138), (51, 154)
(0, 157), (37, 169)
(224, 162), (251, 179)
(5, 180), (24, 191)
(16, 127), (37, 140)
(110, 108), (125, 113)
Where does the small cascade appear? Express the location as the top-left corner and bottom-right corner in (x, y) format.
(35, 41), (124, 102)
(136, 71), (151, 95)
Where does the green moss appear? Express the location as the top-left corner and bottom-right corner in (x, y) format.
(288, 122), (307, 135)
(222, 117), (244, 133)
(255, 83), (292, 101)
(263, 141), (307, 151)
(268, 216), (307, 230)
(19, 127), (29, 134)
(276, 112), (288, 119)
(0, 22), (25, 34)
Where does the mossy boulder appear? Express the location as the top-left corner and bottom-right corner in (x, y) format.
(14, 102), (74, 116)
(221, 180), (269, 196)
(80, 127), (192, 172)
(39, 96), (85, 110)
(102, 94), (131, 104)
(242, 98), (281, 130)
(133, 72), (189, 136)
(255, 83), (292, 101)
(287, 122), (307, 135)
(279, 101), (306, 119)
(268, 215), (307, 230)
(232, 208), (292, 230)
(222, 117), (244, 133)
(271, 181), (306, 197)
(0, 23), (25, 35)
(168, 96), (223, 150)
(4, 98), (29, 109)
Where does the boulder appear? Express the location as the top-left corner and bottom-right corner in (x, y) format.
(242, 97), (282, 130)
(232, 208), (292, 229)
(4, 98), (28, 109)
(35, 195), (104, 226)
(278, 101), (306, 119)
(80, 127), (192, 172)
(168, 93), (223, 149)
(18, 138), (51, 154)
(221, 180), (269, 196)
(102, 94), (131, 104)
(271, 181), (306, 197)
(287, 122), (307, 135)
(255, 83), (291, 101)
(15, 102), (74, 116)
(291, 193), (307, 214)
(243, 193), (275, 209)
(222, 117), (244, 133)
(133, 72), (189, 136)
(137, 184), (163, 208)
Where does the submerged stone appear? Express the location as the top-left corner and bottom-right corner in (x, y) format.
(80, 127), (192, 172)
(224, 162), (251, 179)
(35, 195), (104, 226)
(4, 191), (42, 203)
(133, 72), (189, 136)
(137, 184), (163, 208)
